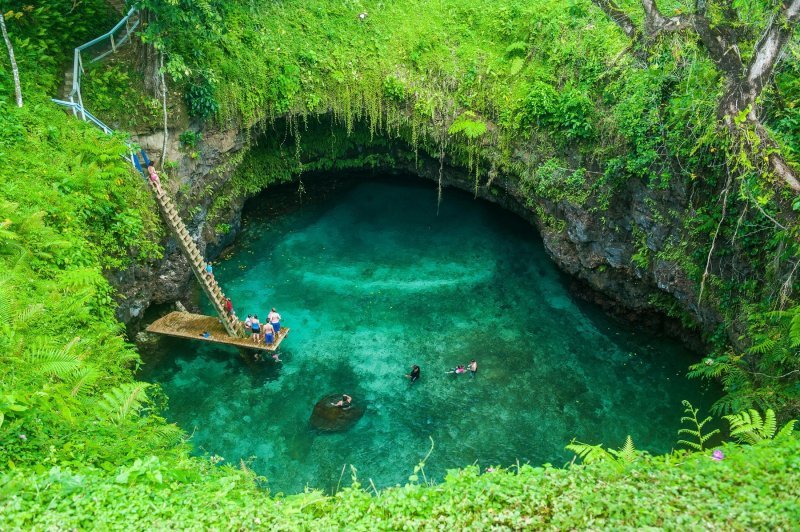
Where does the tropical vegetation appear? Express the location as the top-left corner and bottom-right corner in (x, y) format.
(1, 0), (799, 527)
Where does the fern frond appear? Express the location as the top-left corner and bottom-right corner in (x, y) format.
(747, 337), (776, 355)
(619, 435), (636, 464)
(69, 366), (101, 397)
(13, 303), (45, 327)
(776, 420), (797, 439)
(97, 382), (150, 424)
(0, 280), (12, 330)
(677, 439), (702, 451)
(763, 409), (777, 439)
(565, 440), (614, 465)
(26, 338), (83, 379)
(150, 424), (184, 447)
(789, 312), (800, 347)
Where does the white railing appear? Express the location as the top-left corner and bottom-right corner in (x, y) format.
(51, 99), (135, 164)
(66, 5), (141, 120)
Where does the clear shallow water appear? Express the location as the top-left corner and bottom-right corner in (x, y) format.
(139, 177), (716, 494)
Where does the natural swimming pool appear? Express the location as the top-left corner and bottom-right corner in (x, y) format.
(138, 176), (717, 494)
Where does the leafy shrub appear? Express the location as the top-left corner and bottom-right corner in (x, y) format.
(185, 77), (219, 120)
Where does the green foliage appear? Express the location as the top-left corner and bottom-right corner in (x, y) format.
(566, 435), (639, 472)
(689, 305), (800, 417)
(5, 0), (800, 527)
(185, 77), (219, 120)
(179, 130), (202, 149)
(678, 400), (720, 451)
(383, 75), (406, 103)
(724, 408), (797, 444)
(448, 111), (487, 140)
(2, 432), (799, 529)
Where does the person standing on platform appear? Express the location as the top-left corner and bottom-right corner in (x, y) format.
(268, 308), (282, 335)
(263, 321), (275, 345)
(250, 315), (261, 343)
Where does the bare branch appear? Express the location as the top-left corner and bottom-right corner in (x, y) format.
(746, 0), (800, 98)
(641, 0), (694, 36)
(0, 12), (23, 107)
(591, 0), (639, 40)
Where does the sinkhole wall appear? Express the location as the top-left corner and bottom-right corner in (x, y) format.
(118, 116), (708, 348)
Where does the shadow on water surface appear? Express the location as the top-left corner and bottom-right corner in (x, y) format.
(138, 174), (720, 494)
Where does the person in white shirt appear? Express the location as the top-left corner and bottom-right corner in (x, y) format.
(268, 308), (282, 334)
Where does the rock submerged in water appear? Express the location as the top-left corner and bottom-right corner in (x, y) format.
(309, 394), (365, 432)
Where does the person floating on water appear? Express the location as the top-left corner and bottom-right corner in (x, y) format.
(405, 364), (421, 383)
(467, 359), (478, 378)
(447, 365), (467, 375)
(331, 394), (352, 409)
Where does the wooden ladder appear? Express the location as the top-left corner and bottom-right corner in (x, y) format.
(148, 182), (245, 338)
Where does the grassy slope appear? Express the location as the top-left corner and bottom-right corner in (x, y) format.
(1, 0), (799, 527)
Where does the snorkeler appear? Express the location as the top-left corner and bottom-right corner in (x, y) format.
(405, 365), (421, 383)
(331, 394), (352, 409)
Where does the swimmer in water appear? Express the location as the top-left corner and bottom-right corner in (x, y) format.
(467, 359), (477, 377)
(331, 394), (352, 409)
(405, 365), (421, 383)
(447, 365), (466, 375)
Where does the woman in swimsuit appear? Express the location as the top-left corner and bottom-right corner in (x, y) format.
(251, 315), (261, 343)
(331, 394), (352, 409)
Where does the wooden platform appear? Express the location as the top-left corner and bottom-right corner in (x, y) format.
(146, 311), (289, 352)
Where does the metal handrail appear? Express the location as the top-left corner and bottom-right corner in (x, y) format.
(51, 99), (134, 164)
(68, 6), (141, 120)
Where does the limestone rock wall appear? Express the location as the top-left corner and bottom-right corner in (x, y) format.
(114, 122), (713, 348)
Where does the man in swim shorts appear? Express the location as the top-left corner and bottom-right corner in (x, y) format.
(263, 321), (275, 344)
(467, 360), (477, 377)
(268, 308), (282, 334)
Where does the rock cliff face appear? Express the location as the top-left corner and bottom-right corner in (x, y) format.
(115, 121), (712, 347)
(112, 126), (248, 324)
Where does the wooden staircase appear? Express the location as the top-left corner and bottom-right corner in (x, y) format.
(148, 181), (245, 338)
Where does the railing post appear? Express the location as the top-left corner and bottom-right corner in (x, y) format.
(110, 34), (116, 52)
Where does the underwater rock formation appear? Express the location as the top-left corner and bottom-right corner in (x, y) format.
(309, 394), (366, 432)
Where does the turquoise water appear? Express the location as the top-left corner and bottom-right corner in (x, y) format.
(139, 177), (716, 494)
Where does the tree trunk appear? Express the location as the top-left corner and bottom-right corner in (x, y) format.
(135, 9), (161, 97)
(591, 0), (800, 193)
(0, 13), (23, 108)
